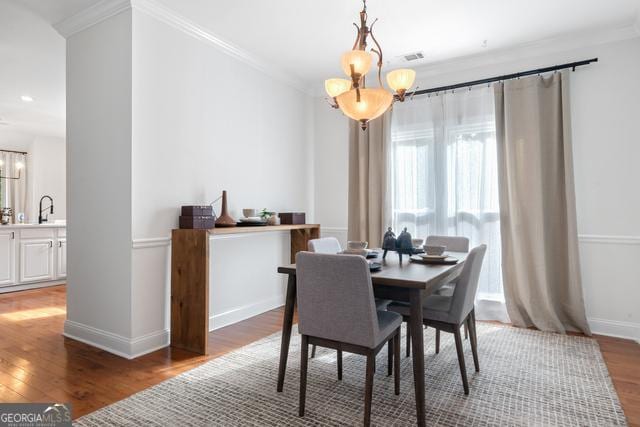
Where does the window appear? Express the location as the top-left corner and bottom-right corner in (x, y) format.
(389, 86), (504, 302)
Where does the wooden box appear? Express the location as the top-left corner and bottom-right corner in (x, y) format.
(279, 212), (306, 225)
(181, 205), (213, 217)
(179, 216), (215, 229)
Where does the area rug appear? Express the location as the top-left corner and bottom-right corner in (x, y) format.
(75, 323), (627, 426)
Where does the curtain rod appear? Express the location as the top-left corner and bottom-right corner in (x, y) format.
(407, 58), (598, 96)
(0, 149), (27, 155)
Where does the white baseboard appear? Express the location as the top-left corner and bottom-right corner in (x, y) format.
(588, 317), (640, 343)
(64, 319), (169, 359)
(129, 329), (170, 358)
(587, 318), (640, 344)
(0, 280), (66, 294)
(209, 295), (284, 331)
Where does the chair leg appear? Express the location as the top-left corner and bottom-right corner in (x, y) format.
(299, 335), (309, 416)
(337, 349), (343, 380)
(464, 323), (468, 340)
(468, 312), (480, 372)
(364, 353), (375, 426)
(453, 328), (469, 395)
(393, 331), (400, 395)
(387, 340), (393, 377)
(405, 322), (411, 357)
(310, 344), (316, 358)
(435, 329), (440, 354)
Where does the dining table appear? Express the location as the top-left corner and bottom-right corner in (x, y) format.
(276, 250), (468, 427)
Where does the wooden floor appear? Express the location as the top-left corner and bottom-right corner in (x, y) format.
(1, 285), (639, 425)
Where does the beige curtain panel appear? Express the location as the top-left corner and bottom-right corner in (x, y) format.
(347, 113), (391, 247)
(494, 72), (590, 335)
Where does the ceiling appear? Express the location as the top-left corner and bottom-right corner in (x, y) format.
(0, 0), (70, 138)
(154, 0), (640, 85)
(1, 0), (639, 138)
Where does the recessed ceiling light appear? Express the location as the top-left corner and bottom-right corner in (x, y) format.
(20, 95), (34, 102)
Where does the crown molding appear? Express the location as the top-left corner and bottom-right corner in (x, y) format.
(411, 23), (640, 80)
(53, 0), (131, 38)
(54, 0), (310, 95)
(310, 22), (640, 97)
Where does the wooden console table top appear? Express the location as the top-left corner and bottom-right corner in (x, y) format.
(208, 223), (320, 235)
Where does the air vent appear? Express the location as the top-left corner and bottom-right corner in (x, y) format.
(403, 52), (424, 62)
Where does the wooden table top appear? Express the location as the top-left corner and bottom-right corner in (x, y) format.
(210, 224), (320, 235)
(278, 251), (468, 290)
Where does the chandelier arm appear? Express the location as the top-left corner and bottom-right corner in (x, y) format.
(352, 23), (362, 50)
(325, 97), (340, 109)
(368, 20), (384, 88)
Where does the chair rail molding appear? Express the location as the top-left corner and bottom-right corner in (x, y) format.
(54, 0), (309, 94)
(578, 234), (640, 245)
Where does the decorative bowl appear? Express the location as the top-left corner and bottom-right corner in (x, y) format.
(424, 245), (446, 256)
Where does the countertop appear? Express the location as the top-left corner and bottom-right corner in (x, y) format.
(0, 222), (66, 229)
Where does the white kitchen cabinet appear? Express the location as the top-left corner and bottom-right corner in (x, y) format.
(0, 225), (66, 293)
(57, 238), (67, 279)
(0, 230), (16, 287)
(19, 238), (55, 283)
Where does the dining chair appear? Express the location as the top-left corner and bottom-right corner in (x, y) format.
(296, 252), (402, 426)
(388, 244), (486, 395)
(404, 235), (470, 357)
(307, 237), (392, 358)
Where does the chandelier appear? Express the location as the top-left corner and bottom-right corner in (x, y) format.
(325, 0), (416, 130)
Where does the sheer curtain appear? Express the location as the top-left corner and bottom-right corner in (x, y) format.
(0, 151), (28, 223)
(388, 86), (508, 321)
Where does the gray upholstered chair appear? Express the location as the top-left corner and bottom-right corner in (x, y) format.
(296, 252), (402, 426)
(403, 235), (471, 357)
(307, 237), (391, 358)
(388, 244), (486, 395)
(308, 237), (342, 254)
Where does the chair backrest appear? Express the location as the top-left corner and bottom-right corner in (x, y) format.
(448, 244), (487, 324)
(296, 252), (379, 348)
(426, 235), (470, 253)
(308, 237), (342, 254)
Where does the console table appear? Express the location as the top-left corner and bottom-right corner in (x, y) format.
(170, 224), (320, 354)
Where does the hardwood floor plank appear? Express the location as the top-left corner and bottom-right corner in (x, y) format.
(0, 284), (638, 425)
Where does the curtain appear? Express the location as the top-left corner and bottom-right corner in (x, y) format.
(0, 152), (28, 222)
(389, 86), (508, 322)
(347, 113), (392, 248)
(494, 72), (590, 334)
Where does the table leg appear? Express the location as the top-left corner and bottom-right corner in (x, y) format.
(277, 273), (297, 392)
(409, 289), (426, 427)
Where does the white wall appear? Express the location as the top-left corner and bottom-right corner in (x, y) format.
(313, 97), (349, 248)
(31, 136), (66, 220)
(0, 130), (66, 222)
(313, 35), (640, 342)
(129, 10), (314, 343)
(64, 9), (134, 356)
(62, 5), (315, 357)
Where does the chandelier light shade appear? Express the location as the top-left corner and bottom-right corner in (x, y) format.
(324, 78), (352, 98)
(336, 88), (393, 126)
(325, 0), (416, 130)
(341, 50), (373, 79)
(386, 69), (416, 97)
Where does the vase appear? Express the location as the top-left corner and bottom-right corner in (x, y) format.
(215, 190), (236, 227)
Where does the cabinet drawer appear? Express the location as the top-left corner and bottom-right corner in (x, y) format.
(19, 228), (55, 240)
(58, 228), (66, 238)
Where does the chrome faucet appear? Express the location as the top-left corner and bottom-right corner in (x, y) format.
(39, 195), (54, 224)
